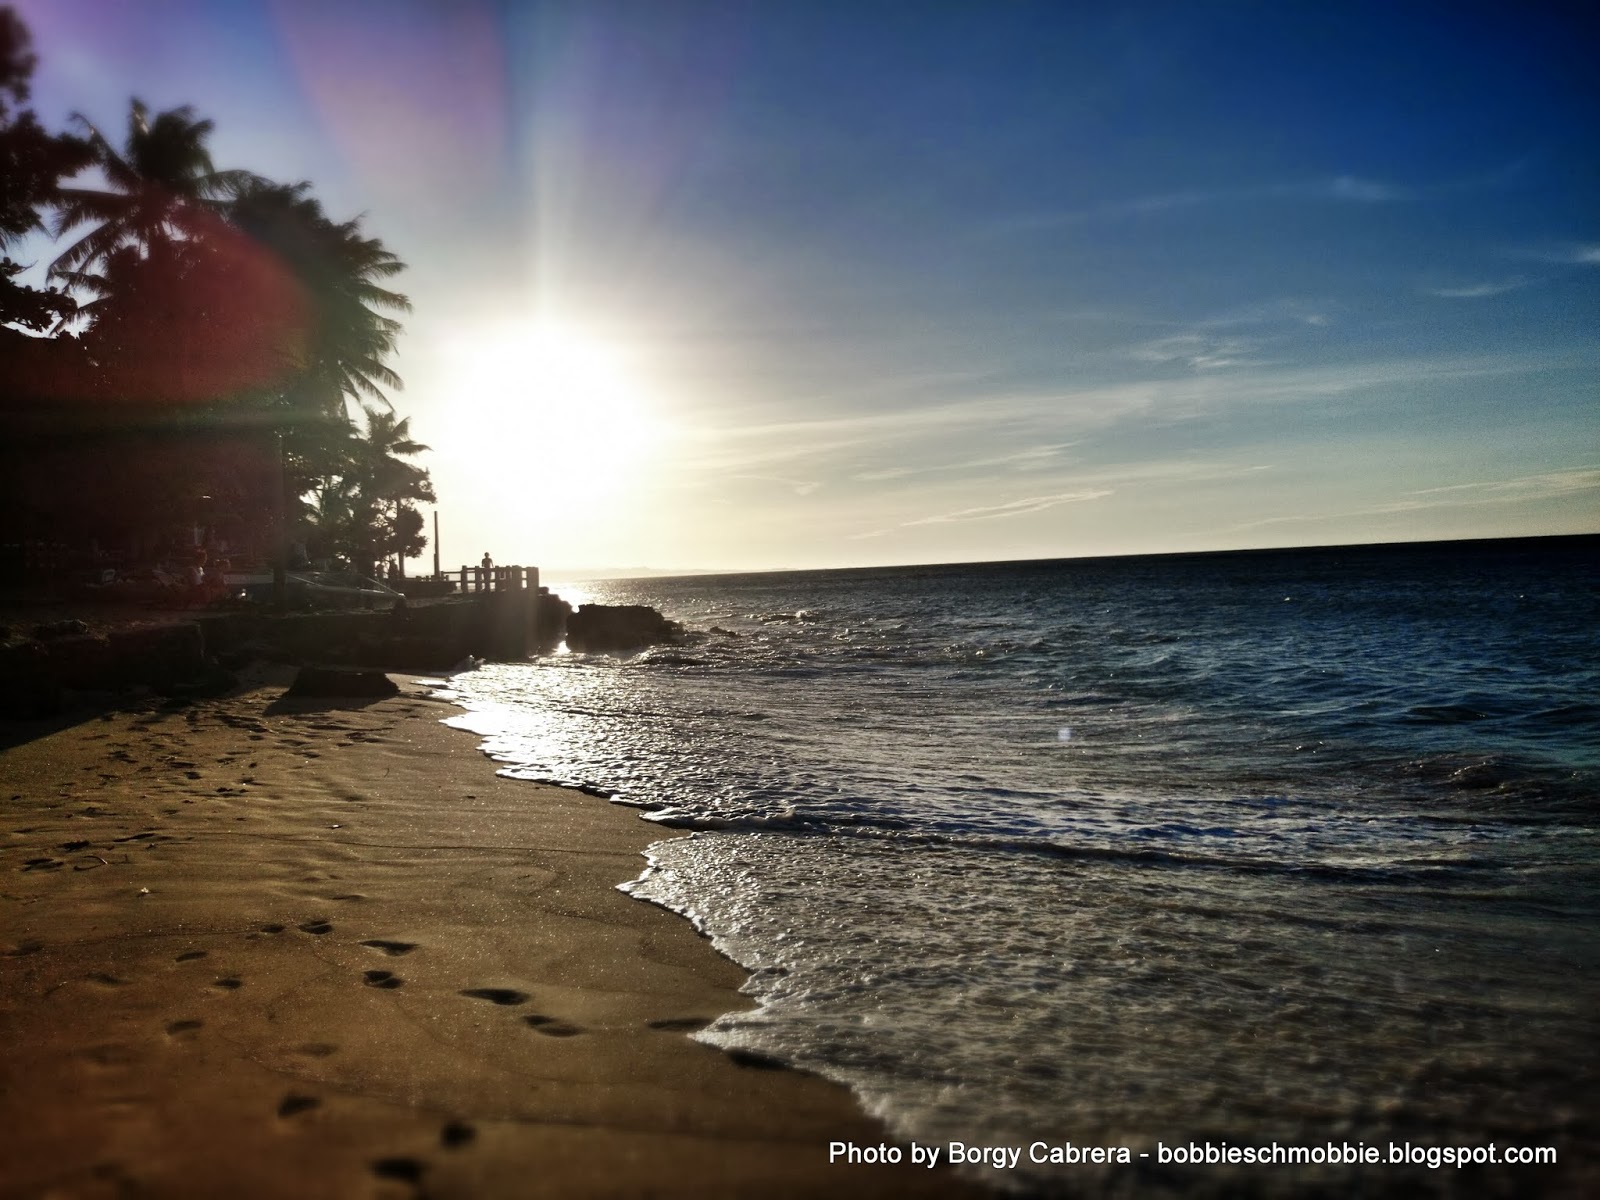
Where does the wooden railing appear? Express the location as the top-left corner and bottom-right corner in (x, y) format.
(440, 564), (541, 595)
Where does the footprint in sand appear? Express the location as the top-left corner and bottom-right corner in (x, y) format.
(175, 950), (208, 963)
(647, 1017), (713, 1033)
(361, 940), (417, 957)
(294, 1042), (338, 1058)
(460, 988), (527, 1007)
(298, 921), (333, 936)
(166, 1019), (203, 1037)
(277, 1093), (321, 1118)
(371, 1158), (425, 1184)
(440, 1121), (476, 1149)
(259, 924), (286, 935)
(213, 977), (243, 990)
(363, 970), (403, 990)
(522, 1015), (583, 1037)
(88, 971), (130, 987)
(82, 1043), (138, 1066)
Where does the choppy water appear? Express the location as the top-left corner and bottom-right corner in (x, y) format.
(443, 536), (1599, 1195)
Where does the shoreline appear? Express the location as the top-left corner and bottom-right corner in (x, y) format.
(0, 667), (980, 1198)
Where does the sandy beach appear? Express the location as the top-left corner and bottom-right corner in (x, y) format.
(0, 669), (979, 1199)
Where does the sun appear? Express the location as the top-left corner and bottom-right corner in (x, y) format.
(448, 320), (665, 511)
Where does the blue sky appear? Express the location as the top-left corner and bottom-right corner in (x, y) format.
(16, 0), (1599, 572)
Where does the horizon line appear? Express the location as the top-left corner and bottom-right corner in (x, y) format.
(546, 528), (1599, 585)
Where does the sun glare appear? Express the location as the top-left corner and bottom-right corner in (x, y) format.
(449, 321), (664, 514)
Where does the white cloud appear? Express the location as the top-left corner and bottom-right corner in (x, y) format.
(1514, 241), (1600, 266)
(1424, 279), (1528, 299)
(1405, 469), (1600, 500)
(1130, 333), (1266, 371)
(853, 442), (1077, 483)
(903, 489), (1113, 526)
(993, 175), (1405, 231)
(852, 488), (1113, 538)
(1228, 467), (1600, 531)
(671, 350), (1582, 485)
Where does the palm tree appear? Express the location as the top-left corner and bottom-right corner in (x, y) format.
(224, 180), (415, 580)
(227, 179), (410, 420)
(353, 406), (434, 577)
(49, 99), (256, 288)
(300, 474), (358, 565)
(307, 214), (410, 413)
(1, 8), (92, 330)
(30, 90), (425, 579)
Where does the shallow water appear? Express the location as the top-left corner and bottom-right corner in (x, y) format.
(445, 537), (1599, 1193)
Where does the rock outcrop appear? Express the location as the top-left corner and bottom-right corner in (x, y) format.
(564, 604), (684, 654)
(283, 667), (400, 698)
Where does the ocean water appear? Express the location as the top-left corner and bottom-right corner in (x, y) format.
(442, 536), (1599, 1195)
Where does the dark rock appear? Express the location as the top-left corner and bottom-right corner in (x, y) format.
(156, 665), (239, 700)
(565, 604), (685, 654)
(32, 619), (89, 639)
(284, 667), (399, 698)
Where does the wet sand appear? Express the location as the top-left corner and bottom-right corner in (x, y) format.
(0, 669), (979, 1198)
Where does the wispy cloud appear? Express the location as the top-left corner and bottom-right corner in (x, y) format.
(1405, 469), (1600, 500)
(853, 442), (1077, 483)
(732, 473), (821, 496)
(1196, 298), (1333, 328)
(672, 351), (1584, 482)
(852, 489), (1112, 538)
(994, 175), (1404, 231)
(1115, 175), (1402, 215)
(1423, 278), (1529, 299)
(1129, 333), (1267, 371)
(905, 490), (1113, 525)
(1227, 467), (1600, 531)
(1513, 241), (1600, 266)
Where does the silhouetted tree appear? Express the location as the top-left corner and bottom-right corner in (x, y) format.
(0, 6), (92, 331)
(49, 99), (257, 288)
(227, 179), (410, 420)
(352, 406), (434, 577)
(0, 9), (431, 579)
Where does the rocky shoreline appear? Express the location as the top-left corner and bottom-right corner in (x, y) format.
(1, 593), (690, 719)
